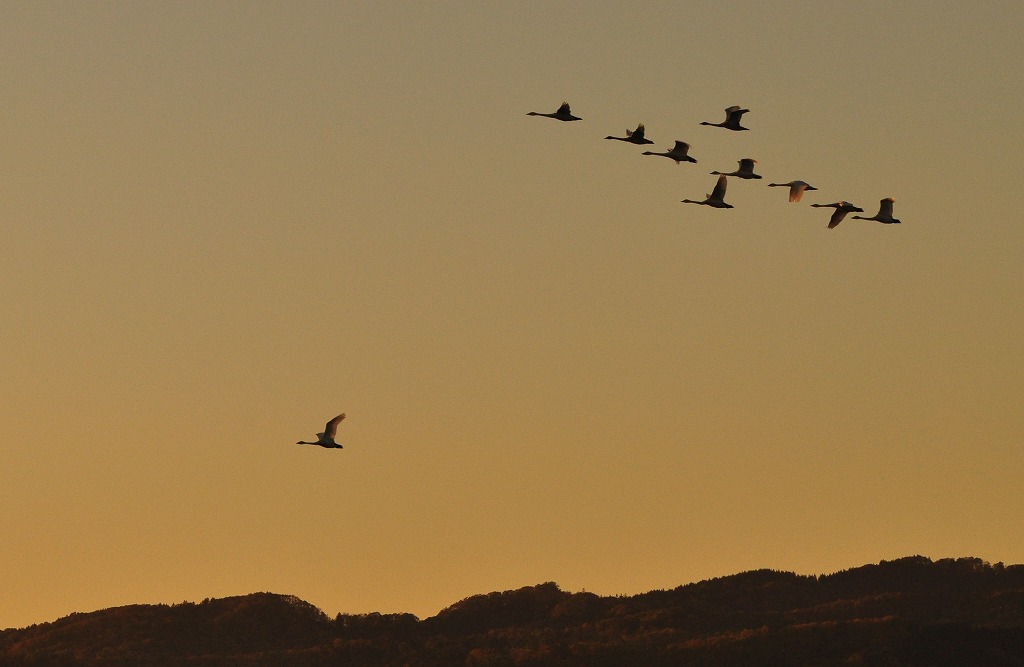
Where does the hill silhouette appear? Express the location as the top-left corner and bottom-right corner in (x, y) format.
(2, 557), (1023, 666)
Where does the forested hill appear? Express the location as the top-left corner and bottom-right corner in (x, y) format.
(3, 556), (1023, 666)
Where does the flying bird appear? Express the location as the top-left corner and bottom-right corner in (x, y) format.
(642, 140), (697, 163)
(711, 158), (762, 179)
(810, 201), (864, 229)
(681, 174), (733, 208)
(768, 180), (818, 202)
(852, 197), (902, 224)
(700, 106), (750, 131)
(297, 413), (346, 449)
(526, 101), (581, 122)
(605, 123), (654, 145)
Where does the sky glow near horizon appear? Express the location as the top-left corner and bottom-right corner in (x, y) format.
(2, 2), (1022, 629)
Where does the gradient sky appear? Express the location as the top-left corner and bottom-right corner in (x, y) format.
(2, 1), (1022, 629)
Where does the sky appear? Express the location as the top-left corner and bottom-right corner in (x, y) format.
(2, 1), (1022, 629)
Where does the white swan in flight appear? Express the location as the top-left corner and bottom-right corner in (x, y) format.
(810, 201), (864, 229)
(605, 123), (654, 145)
(642, 140), (697, 163)
(297, 414), (346, 449)
(711, 158), (761, 179)
(768, 180), (818, 202)
(852, 197), (901, 224)
(527, 101), (581, 122)
(700, 106), (750, 131)
(681, 175), (733, 208)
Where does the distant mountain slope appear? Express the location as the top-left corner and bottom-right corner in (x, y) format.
(2, 557), (1023, 666)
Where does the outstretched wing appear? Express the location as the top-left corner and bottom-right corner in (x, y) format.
(324, 413), (346, 438)
(556, 102), (572, 115)
(672, 141), (691, 154)
(828, 209), (848, 229)
(789, 183), (807, 202)
(726, 106), (750, 119)
(628, 124), (646, 139)
(710, 174), (728, 200)
(879, 198), (895, 218)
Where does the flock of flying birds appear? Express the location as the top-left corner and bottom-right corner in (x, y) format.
(527, 102), (902, 229)
(296, 101), (903, 450)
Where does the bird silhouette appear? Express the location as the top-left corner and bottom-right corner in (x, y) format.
(526, 101), (581, 122)
(642, 140), (697, 163)
(297, 414), (346, 449)
(711, 158), (761, 179)
(681, 175), (733, 208)
(768, 180), (818, 202)
(605, 124), (654, 145)
(810, 201), (864, 229)
(852, 198), (901, 224)
(700, 106), (750, 131)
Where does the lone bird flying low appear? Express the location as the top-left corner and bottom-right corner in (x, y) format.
(297, 413), (346, 449)
(852, 198), (902, 224)
(700, 106), (750, 131)
(681, 174), (733, 209)
(810, 201), (864, 229)
(768, 180), (818, 202)
(526, 101), (581, 122)
(711, 158), (761, 179)
(605, 123), (654, 145)
(642, 140), (697, 163)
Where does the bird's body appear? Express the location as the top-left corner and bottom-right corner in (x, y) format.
(711, 158), (761, 179)
(768, 180), (818, 202)
(810, 201), (864, 229)
(642, 140), (697, 163)
(605, 123), (654, 145)
(681, 174), (733, 208)
(700, 105), (750, 131)
(297, 413), (346, 449)
(526, 101), (581, 122)
(852, 197), (901, 224)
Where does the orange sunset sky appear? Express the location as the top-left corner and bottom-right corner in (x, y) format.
(2, 2), (1022, 629)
